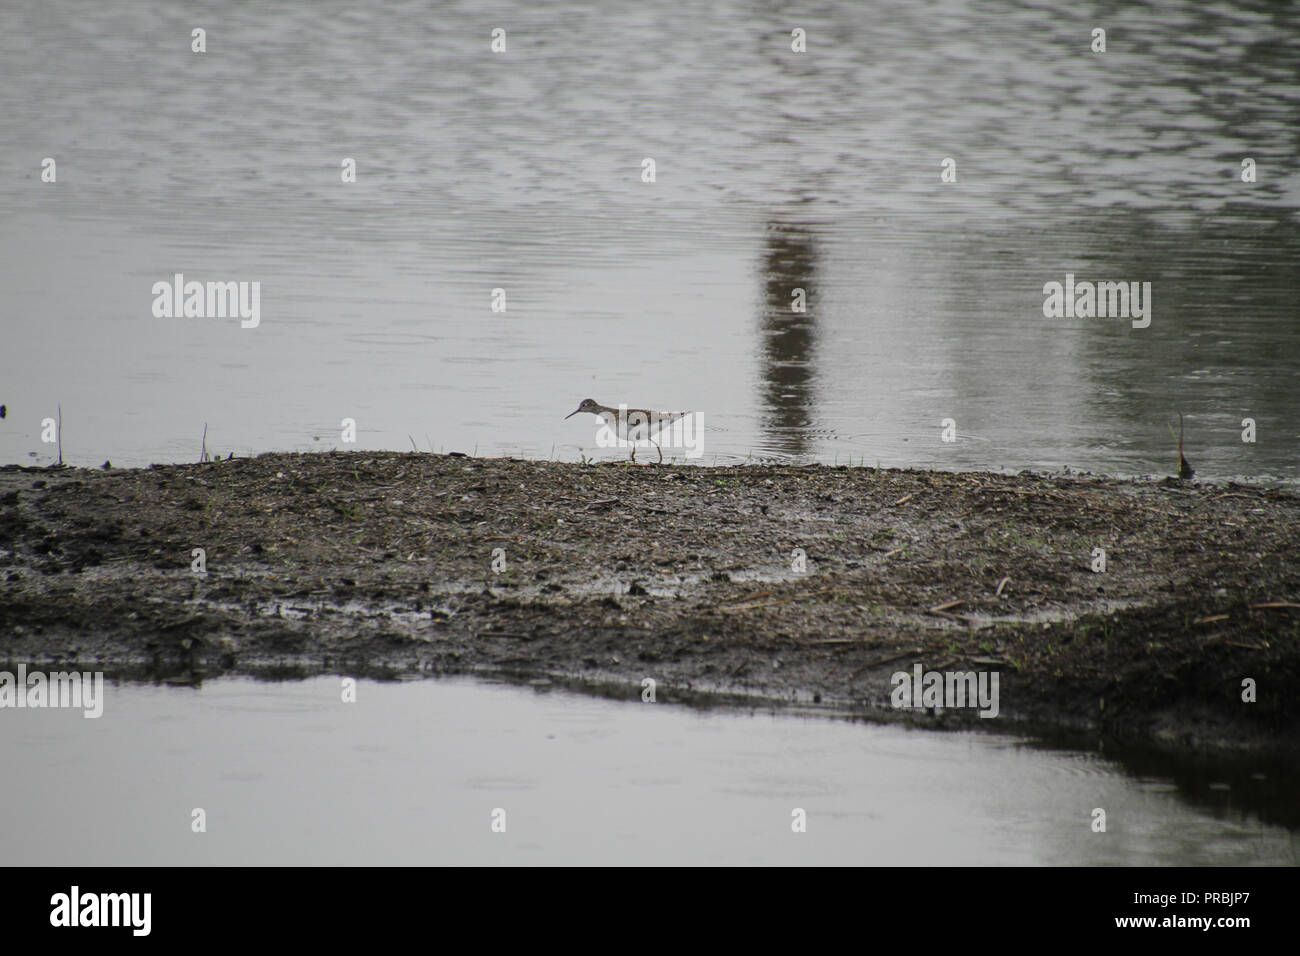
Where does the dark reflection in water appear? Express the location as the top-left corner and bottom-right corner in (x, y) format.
(1025, 728), (1300, 835)
(758, 221), (820, 457)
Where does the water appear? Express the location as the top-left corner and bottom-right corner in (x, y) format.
(1, 0), (1297, 480)
(0, 676), (1293, 865)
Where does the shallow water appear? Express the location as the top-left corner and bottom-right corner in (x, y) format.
(0, 0), (1297, 480)
(0, 676), (1294, 865)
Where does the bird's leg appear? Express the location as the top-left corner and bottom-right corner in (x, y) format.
(652, 438), (663, 464)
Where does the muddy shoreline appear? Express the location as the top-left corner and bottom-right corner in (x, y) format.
(1, 452), (1297, 759)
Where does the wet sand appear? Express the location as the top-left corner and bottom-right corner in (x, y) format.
(1, 452), (1296, 758)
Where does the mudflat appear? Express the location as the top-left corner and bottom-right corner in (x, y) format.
(1, 452), (1296, 757)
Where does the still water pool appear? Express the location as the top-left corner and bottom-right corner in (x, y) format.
(1, 676), (1293, 865)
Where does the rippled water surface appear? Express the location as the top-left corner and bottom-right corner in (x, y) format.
(1, 677), (1295, 865)
(0, 0), (1297, 479)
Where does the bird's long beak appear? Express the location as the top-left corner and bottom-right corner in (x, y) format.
(564, 407), (582, 420)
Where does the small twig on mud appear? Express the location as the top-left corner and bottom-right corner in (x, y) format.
(722, 599), (792, 612)
(1249, 602), (1300, 610)
(724, 590), (774, 606)
(995, 576), (1011, 597)
(848, 647), (925, 681)
(722, 586), (839, 612)
(928, 599), (965, 613)
(929, 611), (989, 628)
(1193, 614), (1230, 624)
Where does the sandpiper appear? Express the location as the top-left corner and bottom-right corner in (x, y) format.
(565, 398), (688, 463)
